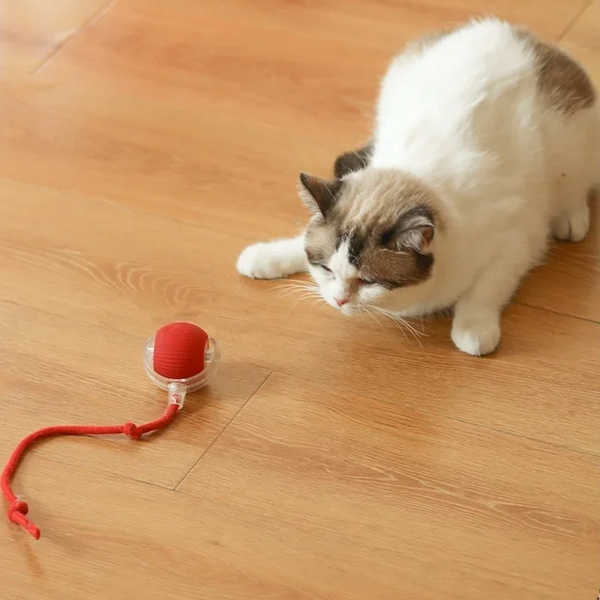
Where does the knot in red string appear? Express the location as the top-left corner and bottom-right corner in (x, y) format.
(7, 500), (28, 521)
(123, 422), (142, 440)
(7, 501), (40, 539)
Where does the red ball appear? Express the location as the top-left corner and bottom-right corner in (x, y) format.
(153, 322), (209, 380)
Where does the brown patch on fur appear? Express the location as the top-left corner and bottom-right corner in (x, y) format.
(360, 247), (433, 287)
(516, 29), (596, 114)
(333, 145), (372, 179)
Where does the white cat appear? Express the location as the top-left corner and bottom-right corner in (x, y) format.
(237, 18), (599, 356)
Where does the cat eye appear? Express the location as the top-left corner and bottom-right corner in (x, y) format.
(320, 265), (333, 273)
(359, 278), (375, 285)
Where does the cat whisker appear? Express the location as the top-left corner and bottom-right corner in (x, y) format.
(365, 306), (409, 338)
(307, 297), (328, 307)
(273, 282), (320, 298)
(384, 313), (409, 340)
(372, 307), (426, 347)
(273, 282), (318, 291)
(362, 307), (387, 331)
(297, 292), (322, 302)
(270, 276), (329, 310)
(282, 285), (325, 309)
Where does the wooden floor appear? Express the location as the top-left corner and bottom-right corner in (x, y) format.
(0, 1), (598, 599)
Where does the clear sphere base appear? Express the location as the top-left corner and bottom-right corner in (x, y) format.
(143, 337), (220, 408)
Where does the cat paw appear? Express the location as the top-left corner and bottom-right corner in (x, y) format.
(451, 316), (500, 356)
(237, 243), (290, 279)
(552, 205), (590, 242)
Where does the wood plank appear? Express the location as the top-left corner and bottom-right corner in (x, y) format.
(180, 372), (599, 600)
(33, 1), (384, 138)
(0, 80), (321, 241)
(1, 394), (597, 600)
(0, 0), (109, 78)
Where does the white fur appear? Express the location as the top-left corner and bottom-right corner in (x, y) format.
(237, 235), (307, 279)
(320, 240), (360, 310)
(237, 19), (599, 355)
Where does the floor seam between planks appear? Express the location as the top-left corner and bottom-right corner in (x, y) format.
(557, 0), (596, 40)
(29, 0), (118, 77)
(173, 371), (274, 490)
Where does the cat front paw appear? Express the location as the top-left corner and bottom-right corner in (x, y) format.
(451, 315), (500, 356)
(236, 243), (290, 279)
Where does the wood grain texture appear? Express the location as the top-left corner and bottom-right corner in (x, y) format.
(178, 372), (599, 600)
(0, 80), (318, 240)
(0, 1), (598, 599)
(0, 378), (595, 600)
(0, 0), (110, 78)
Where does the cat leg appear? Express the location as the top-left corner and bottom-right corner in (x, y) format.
(551, 184), (591, 242)
(237, 235), (308, 279)
(550, 111), (599, 242)
(451, 256), (533, 356)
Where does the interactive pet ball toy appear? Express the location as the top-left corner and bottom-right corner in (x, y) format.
(1, 322), (219, 540)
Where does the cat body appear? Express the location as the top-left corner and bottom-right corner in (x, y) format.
(238, 19), (599, 355)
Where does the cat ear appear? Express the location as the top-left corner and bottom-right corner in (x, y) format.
(298, 173), (342, 216)
(384, 206), (435, 253)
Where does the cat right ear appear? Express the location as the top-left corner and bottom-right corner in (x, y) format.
(298, 173), (342, 216)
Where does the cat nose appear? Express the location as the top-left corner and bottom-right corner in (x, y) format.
(334, 296), (349, 307)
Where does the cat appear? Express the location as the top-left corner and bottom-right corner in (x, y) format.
(237, 18), (599, 356)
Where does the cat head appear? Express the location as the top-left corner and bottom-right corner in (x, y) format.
(299, 168), (443, 314)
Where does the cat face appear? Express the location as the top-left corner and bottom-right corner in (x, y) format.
(300, 169), (440, 314)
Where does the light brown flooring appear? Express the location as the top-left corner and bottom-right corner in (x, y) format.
(0, 2), (598, 599)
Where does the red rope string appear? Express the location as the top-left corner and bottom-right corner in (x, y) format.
(1, 403), (179, 540)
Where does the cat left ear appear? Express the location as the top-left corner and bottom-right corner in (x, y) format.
(385, 206), (435, 253)
(298, 173), (342, 216)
